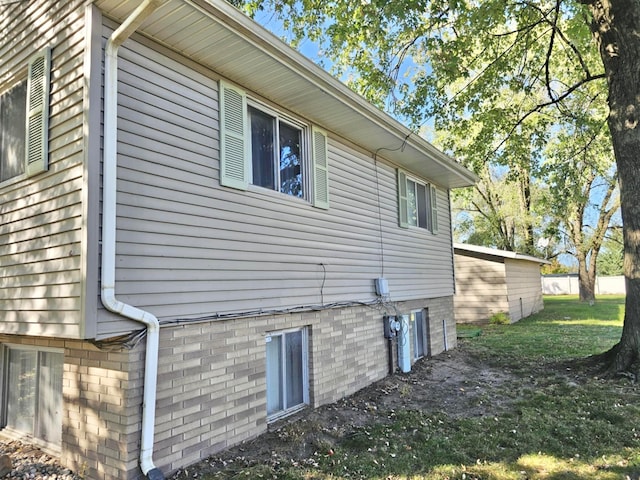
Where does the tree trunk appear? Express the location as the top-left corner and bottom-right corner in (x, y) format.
(586, 0), (640, 372)
(516, 164), (535, 255)
(577, 256), (596, 303)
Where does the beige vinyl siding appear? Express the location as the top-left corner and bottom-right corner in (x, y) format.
(0, 1), (86, 338)
(505, 259), (544, 321)
(97, 34), (456, 337)
(454, 254), (508, 324)
(378, 173), (454, 299)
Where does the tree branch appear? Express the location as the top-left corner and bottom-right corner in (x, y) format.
(489, 72), (606, 158)
(545, 0), (562, 102)
(521, 0), (594, 78)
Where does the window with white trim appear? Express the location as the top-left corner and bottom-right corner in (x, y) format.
(265, 328), (309, 420)
(219, 80), (329, 209)
(1, 345), (63, 446)
(0, 49), (51, 184)
(249, 105), (304, 197)
(397, 169), (439, 233)
(0, 79), (27, 182)
(410, 309), (429, 360)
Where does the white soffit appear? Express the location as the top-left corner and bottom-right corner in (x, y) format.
(93, 0), (477, 189)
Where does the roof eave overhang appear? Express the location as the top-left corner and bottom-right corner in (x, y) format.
(92, 0), (477, 189)
(454, 243), (551, 265)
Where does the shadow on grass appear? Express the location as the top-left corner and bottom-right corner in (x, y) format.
(311, 384), (640, 479)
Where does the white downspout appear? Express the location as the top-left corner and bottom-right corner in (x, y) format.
(101, 1), (164, 479)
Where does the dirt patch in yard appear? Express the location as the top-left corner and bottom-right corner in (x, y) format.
(170, 344), (568, 479)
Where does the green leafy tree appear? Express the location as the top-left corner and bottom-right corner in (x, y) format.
(597, 227), (624, 276)
(542, 112), (620, 301)
(453, 167), (546, 254)
(231, 0), (640, 372)
(542, 258), (573, 274)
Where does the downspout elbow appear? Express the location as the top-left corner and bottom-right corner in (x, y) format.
(101, 287), (160, 332)
(101, 286), (163, 479)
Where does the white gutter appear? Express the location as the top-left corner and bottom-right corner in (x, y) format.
(101, 1), (164, 479)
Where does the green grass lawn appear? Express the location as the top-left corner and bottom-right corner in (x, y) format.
(458, 294), (626, 363)
(183, 295), (640, 480)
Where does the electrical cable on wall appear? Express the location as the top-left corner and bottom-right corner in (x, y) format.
(372, 132), (412, 279)
(93, 294), (409, 351)
(373, 156), (386, 278)
(93, 134), (420, 352)
(319, 262), (326, 305)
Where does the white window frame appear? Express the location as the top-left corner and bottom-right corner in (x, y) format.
(398, 169), (438, 233)
(0, 48), (51, 186)
(265, 327), (309, 421)
(219, 80), (330, 209)
(0, 343), (63, 449)
(410, 309), (429, 360)
(247, 99), (310, 200)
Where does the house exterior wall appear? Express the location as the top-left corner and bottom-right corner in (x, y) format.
(0, 0), (91, 338)
(95, 27), (456, 338)
(151, 296), (452, 478)
(505, 258), (544, 321)
(0, 333), (141, 479)
(1, 295), (454, 480)
(1, 6), (464, 480)
(453, 253), (508, 324)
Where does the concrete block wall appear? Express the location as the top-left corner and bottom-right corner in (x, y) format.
(0, 295), (456, 480)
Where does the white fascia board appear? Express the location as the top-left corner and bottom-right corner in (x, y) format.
(454, 243), (551, 265)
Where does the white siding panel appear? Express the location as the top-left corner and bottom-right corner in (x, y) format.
(0, 0), (86, 338)
(98, 35), (457, 335)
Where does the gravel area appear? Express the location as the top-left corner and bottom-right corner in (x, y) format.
(0, 440), (80, 480)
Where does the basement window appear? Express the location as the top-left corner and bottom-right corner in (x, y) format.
(1, 345), (63, 447)
(265, 328), (309, 420)
(411, 309), (429, 360)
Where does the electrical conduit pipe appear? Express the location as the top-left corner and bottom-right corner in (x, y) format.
(101, 1), (164, 478)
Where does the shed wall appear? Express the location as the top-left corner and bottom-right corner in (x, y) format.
(453, 253), (508, 324)
(505, 258), (544, 321)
